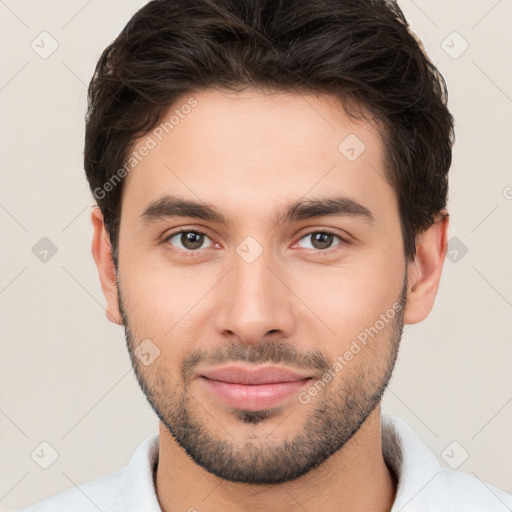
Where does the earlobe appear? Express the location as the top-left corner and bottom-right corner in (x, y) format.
(90, 206), (123, 326)
(403, 210), (449, 325)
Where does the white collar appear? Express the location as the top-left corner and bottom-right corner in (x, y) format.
(117, 414), (512, 511)
(121, 414), (440, 510)
(382, 415), (441, 510)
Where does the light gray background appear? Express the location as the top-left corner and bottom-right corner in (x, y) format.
(1, 0), (511, 509)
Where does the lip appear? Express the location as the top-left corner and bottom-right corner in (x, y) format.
(198, 364), (313, 411)
(200, 364), (312, 384)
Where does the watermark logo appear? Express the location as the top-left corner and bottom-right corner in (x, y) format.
(441, 441), (469, 469)
(32, 237), (58, 263)
(441, 31), (469, 60)
(338, 134), (366, 162)
(31, 441), (59, 469)
(236, 236), (264, 264)
(134, 339), (161, 366)
(447, 236), (468, 263)
(31, 31), (59, 59)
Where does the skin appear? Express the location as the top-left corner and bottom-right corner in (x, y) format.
(91, 87), (449, 512)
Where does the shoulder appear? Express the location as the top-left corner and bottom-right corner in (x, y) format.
(382, 415), (512, 511)
(19, 434), (160, 512)
(405, 467), (512, 511)
(18, 467), (126, 512)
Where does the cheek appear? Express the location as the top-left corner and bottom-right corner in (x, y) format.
(287, 253), (404, 363)
(118, 222), (404, 360)
(118, 250), (217, 343)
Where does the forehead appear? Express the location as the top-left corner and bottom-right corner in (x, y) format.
(121, 87), (396, 227)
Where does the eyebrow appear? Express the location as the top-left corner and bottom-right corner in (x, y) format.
(139, 193), (375, 227)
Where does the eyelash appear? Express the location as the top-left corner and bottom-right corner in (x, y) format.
(161, 228), (349, 256)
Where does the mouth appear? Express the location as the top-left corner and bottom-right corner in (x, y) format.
(197, 364), (314, 411)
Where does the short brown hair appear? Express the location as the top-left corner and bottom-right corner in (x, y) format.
(84, 0), (454, 264)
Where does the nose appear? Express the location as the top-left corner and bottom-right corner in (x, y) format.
(214, 244), (296, 345)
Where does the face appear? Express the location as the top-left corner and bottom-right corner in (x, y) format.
(114, 88), (410, 484)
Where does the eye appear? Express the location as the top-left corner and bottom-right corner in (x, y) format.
(296, 230), (347, 251)
(162, 228), (348, 255)
(164, 229), (215, 252)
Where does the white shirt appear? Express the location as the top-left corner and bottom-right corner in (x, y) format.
(19, 415), (512, 512)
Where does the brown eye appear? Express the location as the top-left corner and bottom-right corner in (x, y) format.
(180, 231), (204, 250)
(165, 230), (212, 252)
(311, 232), (334, 250)
(297, 230), (345, 251)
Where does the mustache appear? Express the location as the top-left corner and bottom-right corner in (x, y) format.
(181, 340), (331, 382)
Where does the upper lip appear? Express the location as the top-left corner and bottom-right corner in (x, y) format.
(199, 365), (312, 385)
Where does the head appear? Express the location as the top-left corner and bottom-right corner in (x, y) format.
(88, 0), (453, 485)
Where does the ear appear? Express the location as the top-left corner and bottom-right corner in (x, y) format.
(403, 209), (449, 325)
(91, 206), (123, 325)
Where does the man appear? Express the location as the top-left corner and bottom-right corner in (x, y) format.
(21, 0), (512, 511)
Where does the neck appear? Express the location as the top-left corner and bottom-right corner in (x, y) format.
(154, 406), (397, 512)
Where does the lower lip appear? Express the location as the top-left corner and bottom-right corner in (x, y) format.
(199, 377), (312, 411)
